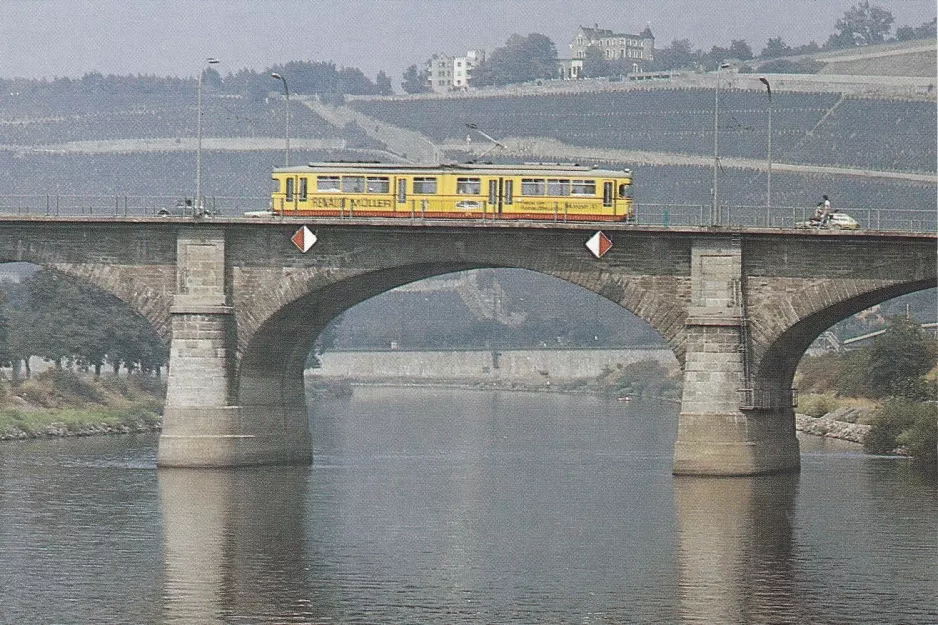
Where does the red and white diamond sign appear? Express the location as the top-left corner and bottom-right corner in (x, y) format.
(291, 226), (317, 253)
(585, 231), (612, 258)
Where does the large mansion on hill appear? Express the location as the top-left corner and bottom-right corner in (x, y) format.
(560, 24), (656, 79)
(426, 23), (655, 92)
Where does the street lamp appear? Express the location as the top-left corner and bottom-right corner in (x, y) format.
(759, 76), (773, 218)
(271, 72), (290, 167)
(711, 62), (730, 225)
(196, 57), (220, 215)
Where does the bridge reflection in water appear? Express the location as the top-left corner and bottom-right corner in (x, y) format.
(674, 474), (799, 624)
(158, 461), (805, 623)
(159, 467), (312, 625)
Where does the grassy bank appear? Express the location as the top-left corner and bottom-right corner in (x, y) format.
(795, 348), (938, 463)
(0, 368), (164, 441)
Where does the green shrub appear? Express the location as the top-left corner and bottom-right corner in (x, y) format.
(865, 399), (938, 460)
(604, 359), (680, 399)
(896, 408), (938, 464)
(35, 368), (107, 404)
(798, 393), (839, 418)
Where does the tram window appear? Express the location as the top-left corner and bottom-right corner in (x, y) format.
(489, 179), (498, 205)
(367, 177), (390, 193)
(603, 181), (613, 207)
(413, 177), (437, 194)
(397, 178), (407, 202)
(618, 183), (632, 198)
(457, 177), (481, 195)
(317, 176), (341, 192)
(299, 177), (308, 201)
(342, 176), (366, 193)
(521, 178), (546, 195)
(571, 179), (596, 195)
(547, 179), (570, 196)
(285, 177), (295, 201)
(504, 180), (513, 204)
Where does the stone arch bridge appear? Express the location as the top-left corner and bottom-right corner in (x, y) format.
(1, 216), (933, 476)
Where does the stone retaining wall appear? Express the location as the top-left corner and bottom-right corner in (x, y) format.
(315, 348), (676, 383)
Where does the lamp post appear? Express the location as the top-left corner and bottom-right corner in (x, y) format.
(271, 72), (290, 167)
(196, 57), (220, 215)
(759, 76), (773, 220)
(711, 62), (729, 225)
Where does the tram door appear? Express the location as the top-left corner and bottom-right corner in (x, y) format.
(489, 178), (513, 217)
(603, 180), (614, 212)
(283, 176), (299, 212)
(489, 179), (500, 216)
(396, 178), (407, 213)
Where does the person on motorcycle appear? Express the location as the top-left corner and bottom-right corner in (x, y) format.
(820, 195), (832, 226)
(813, 203), (825, 224)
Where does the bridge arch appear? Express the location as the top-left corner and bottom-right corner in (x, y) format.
(235, 261), (688, 412)
(0, 222), (177, 343)
(751, 280), (937, 404)
(158, 224), (937, 475)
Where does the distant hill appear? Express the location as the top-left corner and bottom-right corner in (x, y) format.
(750, 38), (938, 78)
(0, 64), (934, 351)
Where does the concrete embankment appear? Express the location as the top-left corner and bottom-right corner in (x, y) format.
(315, 348), (676, 384)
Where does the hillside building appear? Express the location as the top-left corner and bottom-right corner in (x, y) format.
(560, 24), (655, 78)
(426, 50), (485, 92)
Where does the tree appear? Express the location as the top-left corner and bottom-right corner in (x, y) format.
(896, 17), (937, 41)
(375, 70), (393, 95)
(581, 45), (611, 78)
(473, 33), (557, 87)
(703, 45), (732, 70)
(826, 0), (895, 48)
(728, 40), (753, 61)
(0, 290), (14, 369)
(401, 64), (429, 94)
(13, 269), (167, 377)
(895, 25), (916, 41)
(651, 39), (697, 71)
(761, 37), (792, 59)
(865, 399), (937, 462)
(867, 316), (936, 398)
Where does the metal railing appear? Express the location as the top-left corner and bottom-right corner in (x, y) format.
(738, 387), (799, 411)
(0, 195), (935, 233)
(633, 203), (937, 233)
(0, 195), (270, 218)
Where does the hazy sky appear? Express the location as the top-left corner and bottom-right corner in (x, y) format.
(1, 1), (935, 84)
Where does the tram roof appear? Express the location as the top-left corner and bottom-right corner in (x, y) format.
(272, 161), (632, 177)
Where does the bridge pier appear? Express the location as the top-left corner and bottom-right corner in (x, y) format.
(672, 239), (800, 476)
(157, 228), (312, 468)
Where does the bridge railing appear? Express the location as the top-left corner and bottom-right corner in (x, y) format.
(0, 195), (935, 233)
(0, 195), (270, 218)
(634, 203), (938, 233)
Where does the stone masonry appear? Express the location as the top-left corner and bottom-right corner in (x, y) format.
(0, 217), (932, 475)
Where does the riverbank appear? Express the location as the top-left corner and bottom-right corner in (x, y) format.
(0, 369), (164, 442)
(0, 408), (161, 441)
(795, 412), (871, 444)
(0, 368), (881, 449)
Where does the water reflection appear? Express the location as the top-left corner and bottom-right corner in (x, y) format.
(674, 473), (800, 625)
(158, 466), (311, 624)
(3, 391), (933, 623)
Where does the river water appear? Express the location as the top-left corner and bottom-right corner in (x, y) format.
(0, 387), (935, 624)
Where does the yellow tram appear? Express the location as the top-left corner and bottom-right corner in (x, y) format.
(270, 162), (634, 221)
